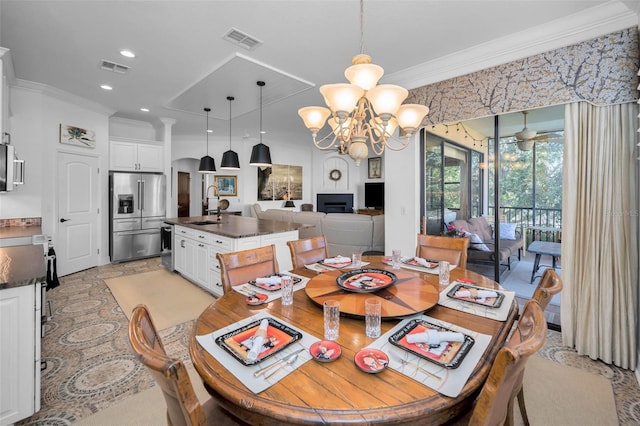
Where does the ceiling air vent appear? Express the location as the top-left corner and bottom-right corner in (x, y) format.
(100, 60), (130, 74)
(223, 28), (263, 51)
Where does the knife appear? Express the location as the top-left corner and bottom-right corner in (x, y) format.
(253, 348), (305, 377)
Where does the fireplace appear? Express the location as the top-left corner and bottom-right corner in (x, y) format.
(317, 193), (354, 213)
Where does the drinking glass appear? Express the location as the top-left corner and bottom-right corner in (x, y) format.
(323, 300), (340, 340)
(281, 275), (294, 306)
(392, 249), (402, 269)
(439, 261), (450, 286)
(365, 298), (382, 338)
(352, 252), (362, 268)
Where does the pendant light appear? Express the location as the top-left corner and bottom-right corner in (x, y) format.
(198, 107), (216, 173)
(221, 96), (240, 169)
(249, 81), (272, 166)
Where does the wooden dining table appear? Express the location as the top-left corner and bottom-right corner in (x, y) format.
(189, 256), (518, 425)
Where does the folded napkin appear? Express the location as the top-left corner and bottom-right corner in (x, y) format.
(406, 330), (465, 345)
(455, 289), (499, 299)
(413, 257), (432, 267)
(247, 319), (269, 361)
(255, 276), (282, 285)
(324, 256), (351, 264)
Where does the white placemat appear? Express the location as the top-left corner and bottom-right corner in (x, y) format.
(232, 273), (309, 303)
(195, 311), (318, 394)
(438, 281), (515, 321)
(368, 314), (491, 398)
(304, 261), (370, 273)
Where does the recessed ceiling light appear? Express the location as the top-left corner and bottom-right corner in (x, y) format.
(140, 108), (150, 112)
(120, 50), (135, 58)
(100, 84), (113, 91)
(207, 129), (213, 133)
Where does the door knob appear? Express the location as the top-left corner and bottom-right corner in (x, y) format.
(60, 218), (70, 223)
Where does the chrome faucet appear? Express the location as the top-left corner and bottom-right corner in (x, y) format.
(205, 184), (222, 222)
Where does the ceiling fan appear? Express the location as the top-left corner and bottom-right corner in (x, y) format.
(505, 111), (564, 151)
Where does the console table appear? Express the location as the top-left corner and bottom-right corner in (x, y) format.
(357, 209), (384, 216)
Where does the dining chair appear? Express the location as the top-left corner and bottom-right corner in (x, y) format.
(217, 244), (280, 294)
(287, 235), (330, 269)
(415, 234), (469, 268)
(128, 304), (243, 426)
(515, 267), (563, 425)
(466, 299), (547, 426)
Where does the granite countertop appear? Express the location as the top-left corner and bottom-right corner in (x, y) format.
(164, 215), (309, 239)
(0, 225), (43, 239)
(0, 245), (46, 290)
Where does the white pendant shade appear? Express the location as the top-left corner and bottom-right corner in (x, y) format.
(320, 84), (364, 114)
(298, 106), (331, 131)
(329, 116), (352, 139)
(345, 62), (384, 91)
(366, 84), (408, 116)
(396, 104), (430, 131)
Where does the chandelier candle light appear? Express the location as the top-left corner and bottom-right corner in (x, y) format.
(298, 0), (429, 166)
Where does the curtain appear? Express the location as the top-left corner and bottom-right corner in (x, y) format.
(561, 102), (638, 369)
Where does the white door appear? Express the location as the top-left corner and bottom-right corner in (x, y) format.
(57, 152), (99, 276)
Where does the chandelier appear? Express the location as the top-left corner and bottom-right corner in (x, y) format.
(298, 0), (429, 166)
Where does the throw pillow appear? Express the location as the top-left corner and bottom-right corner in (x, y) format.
(499, 223), (518, 240)
(468, 233), (491, 252)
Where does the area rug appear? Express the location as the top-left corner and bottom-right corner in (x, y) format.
(105, 269), (216, 330)
(518, 356), (618, 425)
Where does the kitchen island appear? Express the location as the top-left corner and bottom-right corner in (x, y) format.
(164, 215), (306, 297)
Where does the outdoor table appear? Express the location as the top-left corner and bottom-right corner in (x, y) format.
(527, 240), (562, 283)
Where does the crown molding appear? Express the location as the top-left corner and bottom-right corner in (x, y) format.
(387, 1), (639, 89)
(13, 78), (115, 116)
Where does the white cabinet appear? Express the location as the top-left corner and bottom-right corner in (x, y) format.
(173, 225), (297, 298)
(110, 140), (163, 172)
(0, 284), (41, 426)
(0, 48), (13, 141)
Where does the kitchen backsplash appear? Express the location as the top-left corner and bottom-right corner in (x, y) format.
(0, 217), (42, 227)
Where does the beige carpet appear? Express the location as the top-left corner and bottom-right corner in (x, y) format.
(75, 353), (617, 425)
(516, 356), (618, 426)
(105, 269), (216, 330)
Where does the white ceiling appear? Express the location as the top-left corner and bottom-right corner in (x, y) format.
(0, 1), (637, 142)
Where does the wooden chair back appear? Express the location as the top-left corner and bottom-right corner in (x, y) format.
(128, 304), (206, 426)
(287, 235), (330, 269)
(217, 245), (280, 294)
(533, 268), (563, 310)
(415, 234), (469, 268)
(469, 299), (547, 426)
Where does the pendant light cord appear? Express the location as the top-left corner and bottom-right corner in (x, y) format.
(258, 81), (265, 143)
(228, 97), (233, 149)
(360, 0), (365, 55)
(204, 107), (211, 155)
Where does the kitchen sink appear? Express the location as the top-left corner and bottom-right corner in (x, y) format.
(188, 220), (220, 225)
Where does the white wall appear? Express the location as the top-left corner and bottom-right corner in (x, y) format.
(2, 83), (111, 264)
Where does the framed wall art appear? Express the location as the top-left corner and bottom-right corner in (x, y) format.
(59, 124), (96, 148)
(214, 175), (237, 196)
(368, 157), (382, 179)
(257, 164), (303, 201)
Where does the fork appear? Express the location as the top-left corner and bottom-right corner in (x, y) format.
(392, 353), (441, 381)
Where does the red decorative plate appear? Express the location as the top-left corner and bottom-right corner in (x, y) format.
(310, 341), (342, 362)
(246, 293), (268, 306)
(336, 269), (397, 293)
(354, 348), (389, 373)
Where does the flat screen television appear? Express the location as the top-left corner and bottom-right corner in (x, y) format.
(364, 182), (384, 210)
(317, 193), (354, 213)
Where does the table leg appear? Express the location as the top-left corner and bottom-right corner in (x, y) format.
(530, 254), (542, 284)
(552, 256), (557, 270)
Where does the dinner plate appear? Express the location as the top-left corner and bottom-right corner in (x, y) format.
(320, 257), (353, 269)
(403, 257), (438, 269)
(249, 274), (302, 292)
(215, 318), (303, 366)
(336, 269), (397, 293)
(388, 319), (474, 369)
(354, 348), (389, 373)
(309, 341), (341, 362)
(446, 282), (504, 308)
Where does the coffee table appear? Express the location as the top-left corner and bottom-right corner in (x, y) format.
(527, 241), (561, 283)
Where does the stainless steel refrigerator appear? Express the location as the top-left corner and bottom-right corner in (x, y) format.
(109, 171), (166, 262)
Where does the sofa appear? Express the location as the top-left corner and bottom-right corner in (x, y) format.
(252, 204), (384, 256)
(450, 216), (523, 269)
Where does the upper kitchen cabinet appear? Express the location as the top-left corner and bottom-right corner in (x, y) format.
(0, 48), (14, 140)
(110, 139), (163, 172)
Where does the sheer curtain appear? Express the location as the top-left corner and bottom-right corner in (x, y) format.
(562, 101), (638, 369)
